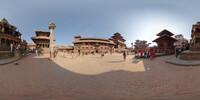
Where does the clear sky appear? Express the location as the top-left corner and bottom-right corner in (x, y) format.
(0, 0), (200, 47)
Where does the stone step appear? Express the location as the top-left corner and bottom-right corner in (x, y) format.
(0, 51), (14, 59)
(180, 51), (200, 60)
(190, 46), (200, 51)
(0, 46), (10, 51)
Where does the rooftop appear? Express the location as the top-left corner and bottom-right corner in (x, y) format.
(35, 31), (50, 37)
(156, 29), (174, 36)
(72, 36), (115, 45)
(153, 34), (177, 42)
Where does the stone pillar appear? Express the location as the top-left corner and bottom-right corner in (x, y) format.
(48, 22), (56, 58)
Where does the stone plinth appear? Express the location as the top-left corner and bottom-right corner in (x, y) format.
(190, 46), (200, 51)
(0, 46), (10, 51)
(172, 22), (200, 62)
(0, 51), (14, 59)
(180, 50), (200, 60)
(166, 56), (200, 66)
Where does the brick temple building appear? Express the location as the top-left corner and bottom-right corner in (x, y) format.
(31, 31), (55, 54)
(153, 29), (177, 54)
(110, 32), (127, 52)
(0, 18), (22, 51)
(72, 36), (115, 54)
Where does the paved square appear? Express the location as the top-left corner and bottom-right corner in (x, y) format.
(0, 54), (200, 100)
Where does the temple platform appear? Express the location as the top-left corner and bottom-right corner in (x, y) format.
(0, 46), (10, 51)
(0, 51), (14, 59)
(166, 57), (200, 66)
(179, 50), (200, 60)
(190, 46), (200, 51)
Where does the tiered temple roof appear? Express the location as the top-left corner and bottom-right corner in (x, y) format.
(153, 29), (177, 42)
(153, 34), (177, 42)
(72, 36), (116, 45)
(156, 29), (174, 36)
(111, 32), (126, 42)
(35, 31), (50, 37)
(0, 18), (22, 37)
(31, 31), (55, 43)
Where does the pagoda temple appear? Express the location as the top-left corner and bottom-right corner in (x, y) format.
(110, 32), (127, 52)
(0, 18), (23, 59)
(152, 29), (177, 54)
(0, 18), (22, 51)
(31, 31), (55, 54)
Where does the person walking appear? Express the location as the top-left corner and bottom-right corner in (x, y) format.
(35, 49), (38, 56)
(144, 52), (147, 58)
(150, 51), (153, 60)
(123, 51), (126, 61)
(175, 49), (178, 58)
(147, 51), (150, 58)
(10, 43), (13, 52)
(54, 50), (57, 58)
(140, 51), (143, 58)
(153, 50), (155, 57)
(101, 52), (104, 58)
(82, 52), (84, 56)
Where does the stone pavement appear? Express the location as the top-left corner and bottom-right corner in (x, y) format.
(0, 51), (12, 53)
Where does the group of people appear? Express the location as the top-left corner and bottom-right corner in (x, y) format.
(135, 49), (156, 60)
(10, 43), (19, 52)
(10, 43), (24, 53)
